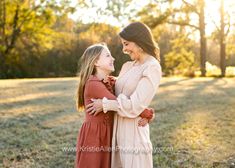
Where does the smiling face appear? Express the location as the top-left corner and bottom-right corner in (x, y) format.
(95, 47), (115, 74)
(120, 38), (142, 61)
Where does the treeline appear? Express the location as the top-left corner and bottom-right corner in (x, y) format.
(0, 0), (129, 78)
(0, 0), (235, 79)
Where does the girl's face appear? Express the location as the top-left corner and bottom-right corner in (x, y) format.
(95, 47), (115, 73)
(120, 38), (142, 60)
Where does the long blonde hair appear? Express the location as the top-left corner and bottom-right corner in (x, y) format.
(77, 43), (106, 111)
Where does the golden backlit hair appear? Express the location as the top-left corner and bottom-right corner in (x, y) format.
(76, 43), (107, 111)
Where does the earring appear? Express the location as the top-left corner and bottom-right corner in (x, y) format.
(139, 47), (143, 52)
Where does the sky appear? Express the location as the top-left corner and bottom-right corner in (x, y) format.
(68, 0), (235, 36)
(68, 0), (149, 27)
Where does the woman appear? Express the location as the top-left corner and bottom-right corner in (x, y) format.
(75, 43), (154, 168)
(87, 22), (162, 168)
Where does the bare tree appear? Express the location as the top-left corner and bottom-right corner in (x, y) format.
(142, 0), (207, 76)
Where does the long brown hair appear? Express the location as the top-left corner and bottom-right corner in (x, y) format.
(119, 22), (160, 62)
(76, 43), (106, 111)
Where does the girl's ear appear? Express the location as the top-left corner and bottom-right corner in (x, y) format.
(94, 60), (100, 67)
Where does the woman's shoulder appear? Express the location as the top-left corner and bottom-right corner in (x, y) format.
(145, 56), (161, 70)
(142, 57), (162, 77)
(122, 61), (134, 69)
(119, 61), (134, 76)
(140, 57), (162, 86)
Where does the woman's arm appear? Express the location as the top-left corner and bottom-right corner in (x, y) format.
(86, 75), (156, 119)
(102, 63), (161, 118)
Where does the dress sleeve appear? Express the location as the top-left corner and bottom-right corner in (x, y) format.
(139, 108), (154, 120)
(102, 63), (161, 118)
(85, 80), (116, 100)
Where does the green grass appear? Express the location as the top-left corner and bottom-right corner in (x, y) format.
(0, 77), (235, 168)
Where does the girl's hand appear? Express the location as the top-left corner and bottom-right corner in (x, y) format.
(86, 99), (103, 116)
(138, 118), (149, 127)
(148, 113), (155, 123)
(138, 113), (156, 127)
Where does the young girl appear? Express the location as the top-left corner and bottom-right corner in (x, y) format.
(75, 43), (154, 168)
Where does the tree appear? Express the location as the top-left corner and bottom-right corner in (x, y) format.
(219, 0), (226, 77)
(165, 32), (196, 76)
(0, 0), (75, 78)
(139, 0), (207, 76)
(209, 0), (231, 77)
(219, 0), (231, 77)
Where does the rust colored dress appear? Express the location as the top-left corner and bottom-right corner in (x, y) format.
(75, 75), (153, 168)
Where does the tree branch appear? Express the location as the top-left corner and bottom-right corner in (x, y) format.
(182, 0), (199, 15)
(211, 18), (220, 31)
(167, 20), (199, 29)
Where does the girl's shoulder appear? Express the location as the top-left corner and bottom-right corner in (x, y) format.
(84, 75), (104, 94)
(85, 75), (102, 90)
(87, 75), (100, 82)
(86, 75), (114, 89)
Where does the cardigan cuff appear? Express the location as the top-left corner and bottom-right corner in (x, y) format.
(102, 97), (119, 113)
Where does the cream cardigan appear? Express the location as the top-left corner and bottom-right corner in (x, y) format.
(102, 56), (162, 168)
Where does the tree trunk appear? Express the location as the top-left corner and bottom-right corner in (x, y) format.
(5, 4), (20, 55)
(0, 2), (20, 78)
(199, 0), (206, 77)
(0, 0), (7, 78)
(220, 0), (226, 77)
(0, 0), (6, 44)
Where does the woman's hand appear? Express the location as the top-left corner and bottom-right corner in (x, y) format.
(86, 99), (103, 116)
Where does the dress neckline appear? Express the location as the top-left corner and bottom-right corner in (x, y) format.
(132, 56), (155, 67)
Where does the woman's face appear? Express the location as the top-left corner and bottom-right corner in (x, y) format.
(120, 38), (141, 60)
(95, 47), (115, 73)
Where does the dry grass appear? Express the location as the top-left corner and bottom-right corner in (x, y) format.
(0, 77), (234, 168)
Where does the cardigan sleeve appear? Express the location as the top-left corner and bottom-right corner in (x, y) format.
(85, 77), (154, 118)
(102, 63), (161, 118)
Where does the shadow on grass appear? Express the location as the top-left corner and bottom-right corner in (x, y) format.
(159, 77), (192, 88)
(1, 78), (234, 167)
(0, 78), (82, 167)
(0, 110), (81, 168)
(150, 78), (235, 167)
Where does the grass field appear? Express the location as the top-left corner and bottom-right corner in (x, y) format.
(0, 77), (235, 168)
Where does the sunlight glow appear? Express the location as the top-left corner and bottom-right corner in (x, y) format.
(69, 0), (235, 36)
